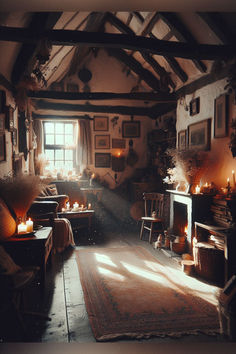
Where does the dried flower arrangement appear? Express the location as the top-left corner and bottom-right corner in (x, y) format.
(0, 175), (43, 220)
(163, 149), (208, 192)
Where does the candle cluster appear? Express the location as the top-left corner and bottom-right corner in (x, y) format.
(62, 201), (92, 212)
(17, 218), (34, 234)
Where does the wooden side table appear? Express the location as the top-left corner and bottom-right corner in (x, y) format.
(58, 210), (95, 234)
(1, 226), (53, 295)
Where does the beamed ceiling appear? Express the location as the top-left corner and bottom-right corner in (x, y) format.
(0, 10), (236, 119)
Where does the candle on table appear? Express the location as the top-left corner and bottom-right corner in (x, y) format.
(26, 218), (34, 232)
(18, 222), (27, 234)
(88, 203), (92, 210)
(73, 202), (79, 211)
(195, 185), (200, 194)
(227, 177), (230, 188)
(66, 202), (70, 210)
(232, 170), (236, 188)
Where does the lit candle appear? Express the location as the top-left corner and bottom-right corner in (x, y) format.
(73, 202), (79, 211)
(232, 170), (236, 188)
(117, 151), (121, 157)
(62, 207), (65, 212)
(227, 177), (230, 188)
(18, 222), (27, 234)
(195, 185), (200, 194)
(88, 203), (92, 210)
(26, 218), (33, 232)
(66, 202), (70, 210)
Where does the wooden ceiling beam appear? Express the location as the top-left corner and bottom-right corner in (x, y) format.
(28, 90), (176, 102)
(11, 12), (62, 85)
(34, 99), (176, 119)
(32, 112), (93, 120)
(1, 26), (235, 60)
(136, 12), (160, 36)
(159, 12), (207, 73)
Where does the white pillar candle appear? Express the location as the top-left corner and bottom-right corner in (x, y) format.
(26, 218), (34, 232)
(18, 222), (27, 234)
(232, 170), (235, 188)
(195, 185), (200, 194)
(88, 203), (92, 210)
(66, 202), (70, 210)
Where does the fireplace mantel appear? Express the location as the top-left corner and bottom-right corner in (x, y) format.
(167, 189), (212, 250)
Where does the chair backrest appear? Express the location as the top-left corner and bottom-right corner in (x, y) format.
(143, 192), (164, 219)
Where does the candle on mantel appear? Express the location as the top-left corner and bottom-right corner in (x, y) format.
(26, 218), (33, 232)
(232, 170), (236, 188)
(195, 185), (200, 194)
(88, 203), (92, 210)
(18, 222), (27, 234)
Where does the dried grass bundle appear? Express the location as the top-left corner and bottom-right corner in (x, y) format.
(163, 149), (208, 187)
(0, 175), (43, 220)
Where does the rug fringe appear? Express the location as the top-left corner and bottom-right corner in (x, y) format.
(96, 328), (220, 342)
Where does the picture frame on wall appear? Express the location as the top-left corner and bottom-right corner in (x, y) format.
(178, 130), (187, 150)
(189, 97), (200, 116)
(94, 116), (109, 131)
(5, 106), (14, 132)
(214, 93), (228, 138)
(95, 153), (111, 168)
(0, 134), (6, 162)
(0, 90), (6, 113)
(188, 118), (211, 151)
(95, 135), (110, 149)
(112, 138), (126, 149)
(0, 114), (5, 133)
(122, 121), (140, 138)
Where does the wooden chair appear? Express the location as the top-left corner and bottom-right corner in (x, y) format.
(139, 192), (165, 243)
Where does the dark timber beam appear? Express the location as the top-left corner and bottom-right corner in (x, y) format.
(159, 12), (207, 73)
(34, 99), (176, 119)
(1, 26), (235, 60)
(11, 12), (62, 86)
(197, 12), (235, 44)
(32, 112), (93, 120)
(106, 13), (175, 90)
(28, 90), (177, 102)
(105, 47), (160, 91)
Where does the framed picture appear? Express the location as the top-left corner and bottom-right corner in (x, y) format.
(189, 97), (200, 116)
(188, 118), (211, 151)
(12, 128), (17, 146)
(0, 134), (6, 162)
(95, 135), (110, 149)
(178, 130), (187, 151)
(0, 114), (5, 133)
(5, 106), (14, 132)
(214, 93), (228, 138)
(112, 138), (126, 149)
(94, 116), (109, 131)
(0, 90), (6, 113)
(122, 121), (140, 138)
(95, 153), (111, 168)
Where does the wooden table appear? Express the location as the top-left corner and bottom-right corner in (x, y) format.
(1, 227), (53, 295)
(58, 209), (95, 234)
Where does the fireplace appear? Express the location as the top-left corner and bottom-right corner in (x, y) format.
(167, 190), (212, 251)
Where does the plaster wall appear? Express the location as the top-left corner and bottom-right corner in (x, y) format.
(176, 78), (236, 189)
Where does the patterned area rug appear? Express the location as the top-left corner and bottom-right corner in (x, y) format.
(76, 246), (220, 341)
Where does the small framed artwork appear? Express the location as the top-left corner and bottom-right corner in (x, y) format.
(94, 116), (109, 131)
(178, 130), (187, 150)
(5, 106), (14, 132)
(0, 90), (6, 113)
(188, 118), (211, 151)
(189, 97), (200, 116)
(95, 135), (110, 149)
(122, 121), (140, 138)
(112, 138), (126, 149)
(12, 128), (17, 146)
(95, 153), (111, 168)
(0, 134), (6, 162)
(0, 114), (5, 132)
(214, 93), (228, 138)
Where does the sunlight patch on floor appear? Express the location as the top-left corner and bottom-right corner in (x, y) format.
(97, 266), (125, 281)
(95, 253), (117, 267)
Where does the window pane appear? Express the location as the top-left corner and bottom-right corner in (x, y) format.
(55, 150), (64, 160)
(44, 122), (54, 133)
(45, 135), (54, 145)
(55, 135), (64, 145)
(65, 124), (73, 134)
(47, 161), (54, 170)
(45, 149), (54, 160)
(55, 123), (64, 134)
(55, 161), (64, 169)
(65, 150), (73, 160)
(65, 161), (73, 170)
(65, 135), (73, 145)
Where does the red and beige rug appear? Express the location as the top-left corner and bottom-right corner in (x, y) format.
(76, 246), (220, 341)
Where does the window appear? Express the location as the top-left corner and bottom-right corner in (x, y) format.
(43, 121), (77, 171)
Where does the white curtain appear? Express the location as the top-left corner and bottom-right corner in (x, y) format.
(76, 119), (92, 172)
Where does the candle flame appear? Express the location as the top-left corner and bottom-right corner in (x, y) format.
(184, 226), (188, 234)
